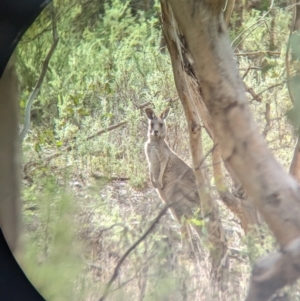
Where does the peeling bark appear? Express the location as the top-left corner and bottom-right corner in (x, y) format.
(160, 0), (259, 235)
(160, 1), (228, 287)
(166, 0), (300, 248)
(161, 0), (300, 299)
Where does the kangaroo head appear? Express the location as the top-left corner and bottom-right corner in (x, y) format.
(145, 107), (170, 139)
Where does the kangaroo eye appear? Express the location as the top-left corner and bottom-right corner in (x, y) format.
(159, 123), (163, 128)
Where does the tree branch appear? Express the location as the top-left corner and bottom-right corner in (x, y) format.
(244, 82), (262, 102)
(161, 2), (228, 288)
(256, 81), (287, 98)
(87, 120), (127, 140)
(235, 51), (281, 57)
(19, 2), (59, 142)
(223, 0), (235, 26)
(231, 0), (274, 51)
(44, 120), (127, 161)
(163, 0), (300, 299)
(98, 203), (172, 301)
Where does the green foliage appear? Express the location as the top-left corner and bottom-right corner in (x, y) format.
(241, 224), (276, 265)
(18, 0), (176, 189)
(22, 175), (84, 301)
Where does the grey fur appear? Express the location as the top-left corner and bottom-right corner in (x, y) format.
(144, 107), (202, 242)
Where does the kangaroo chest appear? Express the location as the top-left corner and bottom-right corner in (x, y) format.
(146, 141), (169, 163)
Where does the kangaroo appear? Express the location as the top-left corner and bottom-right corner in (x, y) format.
(144, 107), (202, 246)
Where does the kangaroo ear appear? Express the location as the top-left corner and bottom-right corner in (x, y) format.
(160, 107), (170, 120)
(145, 108), (156, 120)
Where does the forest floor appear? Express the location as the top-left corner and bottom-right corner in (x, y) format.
(20, 153), (260, 300)
(69, 174), (248, 300)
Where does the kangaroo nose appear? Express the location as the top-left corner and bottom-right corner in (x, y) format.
(154, 130), (158, 135)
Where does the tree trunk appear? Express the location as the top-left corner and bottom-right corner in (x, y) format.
(161, 0), (259, 235)
(160, 3), (228, 288)
(212, 145), (260, 233)
(223, 0), (235, 26)
(161, 0), (300, 300)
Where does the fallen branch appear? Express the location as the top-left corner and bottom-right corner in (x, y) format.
(98, 203), (172, 301)
(43, 96), (179, 161)
(87, 120), (127, 140)
(44, 120), (127, 161)
(91, 172), (130, 181)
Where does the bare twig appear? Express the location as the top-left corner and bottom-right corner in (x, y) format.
(286, 1), (300, 11)
(232, 0), (274, 51)
(20, 3), (59, 142)
(44, 145), (72, 161)
(244, 82), (262, 102)
(223, 0), (235, 26)
(112, 275), (138, 293)
(87, 121), (127, 140)
(239, 67), (261, 71)
(98, 223), (128, 234)
(43, 120), (127, 161)
(242, 65), (252, 79)
(98, 203), (173, 301)
(255, 81), (287, 98)
(19, 0), (88, 44)
(164, 96), (179, 103)
(235, 51), (281, 57)
(194, 143), (218, 171)
(136, 101), (151, 109)
(234, 21), (267, 52)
